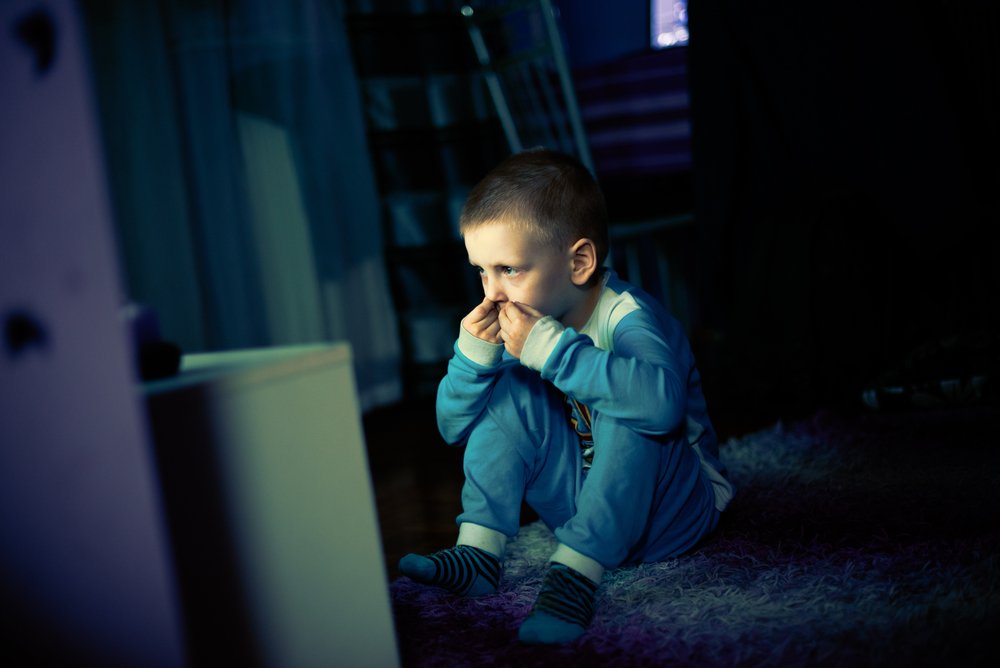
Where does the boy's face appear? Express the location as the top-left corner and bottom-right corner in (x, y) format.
(464, 219), (581, 322)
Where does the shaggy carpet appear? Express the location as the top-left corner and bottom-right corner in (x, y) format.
(390, 404), (1000, 667)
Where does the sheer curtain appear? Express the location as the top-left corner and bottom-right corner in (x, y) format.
(84, 0), (401, 410)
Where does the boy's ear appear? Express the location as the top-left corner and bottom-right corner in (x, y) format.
(569, 238), (598, 286)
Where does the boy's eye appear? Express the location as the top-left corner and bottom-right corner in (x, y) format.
(472, 265), (518, 277)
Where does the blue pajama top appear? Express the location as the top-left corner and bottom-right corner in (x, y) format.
(437, 270), (734, 513)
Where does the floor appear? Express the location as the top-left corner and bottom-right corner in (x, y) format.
(362, 394), (779, 583)
(362, 397), (463, 583)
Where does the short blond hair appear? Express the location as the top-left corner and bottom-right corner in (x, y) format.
(459, 148), (609, 265)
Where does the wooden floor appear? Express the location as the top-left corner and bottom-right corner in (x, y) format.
(362, 397), (460, 582)
(362, 394), (777, 582)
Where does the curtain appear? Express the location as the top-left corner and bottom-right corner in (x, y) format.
(84, 0), (402, 410)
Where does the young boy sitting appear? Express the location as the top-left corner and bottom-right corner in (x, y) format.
(399, 148), (734, 645)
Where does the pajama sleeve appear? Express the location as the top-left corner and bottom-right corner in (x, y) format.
(520, 310), (692, 437)
(436, 325), (516, 445)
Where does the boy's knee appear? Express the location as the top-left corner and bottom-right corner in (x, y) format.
(464, 407), (538, 469)
(477, 368), (565, 442)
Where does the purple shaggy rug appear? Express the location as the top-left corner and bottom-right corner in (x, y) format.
(390, 404), (1000, 667)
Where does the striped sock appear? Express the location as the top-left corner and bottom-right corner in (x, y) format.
(398, 545), (501, 597)
(518, 563), (598, 645)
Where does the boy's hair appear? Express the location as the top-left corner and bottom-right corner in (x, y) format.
(459, 148), (609, 266)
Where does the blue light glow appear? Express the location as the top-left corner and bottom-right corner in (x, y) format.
(652, 0), (689, 49)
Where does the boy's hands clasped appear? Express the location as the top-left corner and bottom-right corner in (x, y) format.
(462, 298), (543, 359)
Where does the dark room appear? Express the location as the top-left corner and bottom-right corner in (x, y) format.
(2, 0), (998, 666)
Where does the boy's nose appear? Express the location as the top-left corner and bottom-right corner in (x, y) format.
(484, 281), (506, 304)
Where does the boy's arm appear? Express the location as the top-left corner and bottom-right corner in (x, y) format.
(436, 318), (511, 446)
(520, 311), (691, 436)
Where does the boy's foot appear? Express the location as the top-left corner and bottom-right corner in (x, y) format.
(518, 563), (598, 645)
(398, 544), (501, 597)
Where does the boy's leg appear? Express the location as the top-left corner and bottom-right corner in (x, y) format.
(458, 371), (582, 539)
(400, 366), (581, 596)
(556, 413), (718, 568)
(520, 414), (717, 644)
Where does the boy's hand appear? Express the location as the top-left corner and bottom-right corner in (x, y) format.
(461, 297), (502, 344)
(498, 301), (543, 358)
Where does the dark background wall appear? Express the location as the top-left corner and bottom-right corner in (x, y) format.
(689, 1), (997, 417)
(559, 0), (650, 68)
(561, 0), (998, 420)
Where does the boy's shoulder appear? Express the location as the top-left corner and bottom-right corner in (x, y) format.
(581, 271), (670, 350)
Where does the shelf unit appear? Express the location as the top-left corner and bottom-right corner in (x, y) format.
(343, 0), (508, 398)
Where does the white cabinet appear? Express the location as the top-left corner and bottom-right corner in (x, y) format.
(145, 344), (399, 668)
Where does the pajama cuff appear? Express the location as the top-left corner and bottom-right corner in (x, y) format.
(550, 543), (605, 584)
(457, 325), (505, 367)
(520, 316), (563, 371)
(457, 522), (508, 559)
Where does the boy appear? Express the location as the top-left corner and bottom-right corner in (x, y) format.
(399, 148), (734, 645)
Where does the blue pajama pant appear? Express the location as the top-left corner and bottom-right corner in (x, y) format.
(456, 365), (720, 569)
